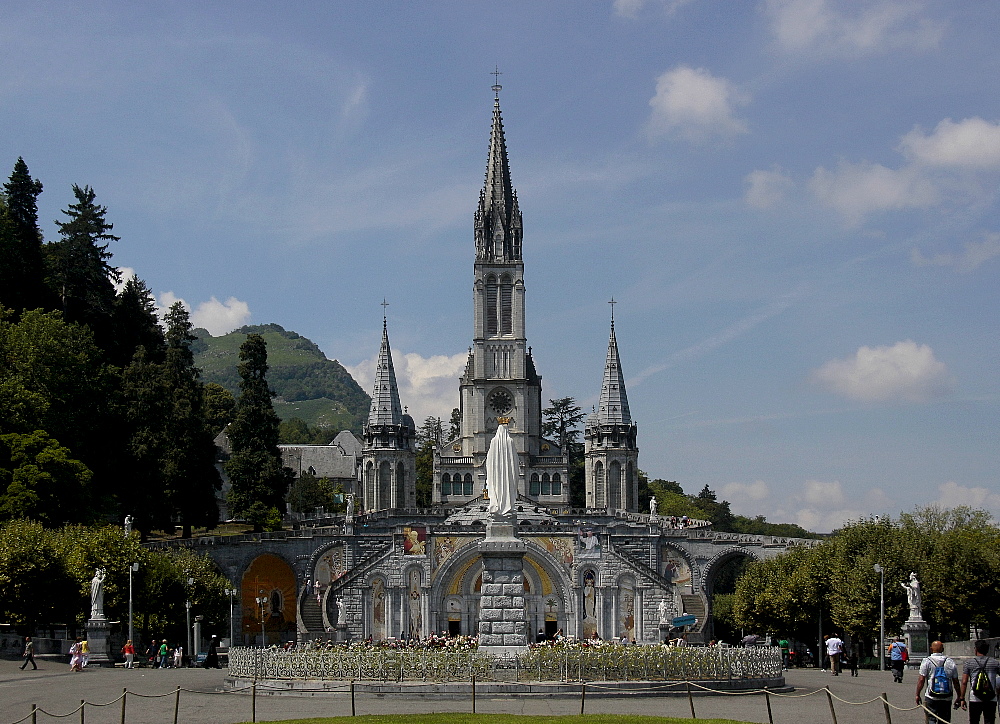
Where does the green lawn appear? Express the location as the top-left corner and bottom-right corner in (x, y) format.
(235, 716), (748, 724)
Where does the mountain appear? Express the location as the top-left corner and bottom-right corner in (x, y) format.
(192, 323), (370, 433)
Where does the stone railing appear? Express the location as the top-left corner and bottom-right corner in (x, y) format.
(228, 644), (782, 682)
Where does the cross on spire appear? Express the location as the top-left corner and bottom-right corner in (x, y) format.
(491, 66), (502, 98)
(381, 298), (389, 323)
(608, 297), (617, 324)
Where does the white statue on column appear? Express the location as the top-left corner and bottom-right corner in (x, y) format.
(90, 568), (107, 620)
(485, 422), (518, 520)
(345, 494), (355, 523)
(658, 598), (670, 624)
(649, 496), (657, 517)
(901, 572), (922, 620)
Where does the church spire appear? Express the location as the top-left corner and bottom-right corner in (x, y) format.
(596, 318), (632, 425)
(475, 86), (522, 262)
(367, 314), (404, 426)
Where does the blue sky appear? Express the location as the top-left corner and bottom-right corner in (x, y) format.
(3, 1), (998, 531)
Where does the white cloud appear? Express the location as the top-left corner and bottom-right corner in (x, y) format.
(114, 266), (137, 293)
(765, 0), (944, 55)
(809, 161), (937, 223)
(154, 292), (251, 336)
(722, 477), (871, 533)
(899, 117), (1000, 170)
(646, 65), (748, 142)
(745, 167), (794, 209)
(812, 340), (954, 402)
(934, 481), (1000, 514)
(911, 233), (1000, 273)
(348, 350), (467, 425)
(613, 0), (693, 18)
(721, 480), (770, 503)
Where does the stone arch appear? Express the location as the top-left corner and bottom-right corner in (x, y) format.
(579, 566), (601, 639)
(699, 547), (762, 641)
(367, 573), (389, 640)
(240, 553), (296, 646)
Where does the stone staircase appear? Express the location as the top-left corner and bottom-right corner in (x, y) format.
(300, 592), (325, 633)
(681, 593), (707, 631)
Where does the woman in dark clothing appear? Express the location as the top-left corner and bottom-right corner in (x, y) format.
(203, 636), (221, 669)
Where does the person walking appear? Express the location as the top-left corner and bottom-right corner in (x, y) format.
(916, 640), (962, 724)
(158, 639), (169, 669)
(203, 636), (221, 669)
(959, 639), (999, 724)
(80, 638), (90, 667)
(778, 637), (790, 670)
(173, 644), (184, 669)
(69, 638), (84, 672)
(826, 632), (844, 675)
(890, 637), (909, 682)
(121, 639), (136, 668)
(20, 636), (37, 670)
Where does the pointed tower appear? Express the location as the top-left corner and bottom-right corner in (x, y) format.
(585, 313), (639, 512)
(361, 315), (417, 512)
(434, 84), (568, 507)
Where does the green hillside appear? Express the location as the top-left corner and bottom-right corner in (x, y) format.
(192, 324), (370, 433)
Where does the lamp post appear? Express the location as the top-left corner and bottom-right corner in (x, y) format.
(255, 591), (267, 647)
(186, 576), (194, 667)
(874, 564), (885, 671)
(128, 562), (139, 647)
(225, 588), (237, 647)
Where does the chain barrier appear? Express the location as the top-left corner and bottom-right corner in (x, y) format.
(7, 678), (965, 724)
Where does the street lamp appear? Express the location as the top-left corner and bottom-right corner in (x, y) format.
(874, 564), (885, 672)
(186, 576), (195, 667)
(255, 590), (268, 647)
(128, 562), (139, 647)
(225, 588), (238, 647)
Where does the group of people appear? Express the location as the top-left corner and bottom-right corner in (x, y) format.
(913, 640), (999, 724)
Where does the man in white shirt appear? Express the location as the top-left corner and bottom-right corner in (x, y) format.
(917, 640), (962, 724)
(826, 633), (844, 676)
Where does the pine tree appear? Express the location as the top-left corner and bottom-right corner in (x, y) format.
(225, 333), (292, 531)
(111, 276), (166, 367)
(46, 184), (120, 348)
(0, 159), (46, 314)
(161, 303), (221, 537)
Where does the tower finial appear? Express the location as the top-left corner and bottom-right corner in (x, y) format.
(381, 298), (389, 325)
(491, 66), (502, 98)
(609, 297), (617, 325)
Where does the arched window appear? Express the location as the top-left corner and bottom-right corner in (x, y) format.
(378, 460), (391, 510)
(485, 275), (498, 336)
(609, 461), (622, 511)
(365, 461), (375, 510)
(552, 473), (562, 496)
(395, 461), (406, 507)
(499, 274), (513, 335)
(463, 473), (474, 497)
(594, 462), (605, 508)
(625, 462), (635, 511)
(442, 473), (451, 496)
(541, 472), (551, 496)
(529, 473), (540, 496)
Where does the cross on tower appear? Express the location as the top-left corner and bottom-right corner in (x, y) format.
(609, 297), (617, 323)
(381, 298), (389, 322)
(491, 66), (502, 98)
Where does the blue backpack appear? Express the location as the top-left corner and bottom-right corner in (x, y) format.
(929, 658), (952, 697)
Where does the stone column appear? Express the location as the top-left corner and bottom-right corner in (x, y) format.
(85, 619), (113, 667)
(477, 520), (528, 656)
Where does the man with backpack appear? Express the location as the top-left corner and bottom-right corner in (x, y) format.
(890, 637), (909, 683)
(916, 640), (962, 723)
(959, 640), (999, 724)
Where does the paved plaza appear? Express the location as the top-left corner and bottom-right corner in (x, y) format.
(0, 659), (932, 724)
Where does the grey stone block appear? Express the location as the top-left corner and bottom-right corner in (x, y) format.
(479, 596), (494, 608)
(480, 634), (504, 646)
(511, 596), (525, 608)
(502, 584), (522, 596)
(482, 583), (503, 595)
(503, 634), (527, 646)
(478, 621), (491, 634)
(503, 608), (525, 621)
(493, 596), (512, 608)
(514, 621), (526, 633)
(481, 608), (502, 621)
(493, 621), (514, 634)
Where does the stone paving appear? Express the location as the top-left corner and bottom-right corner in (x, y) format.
(0, 658), (933, 724)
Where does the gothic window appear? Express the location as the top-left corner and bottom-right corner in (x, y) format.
(552, 473), (562, 496)
(442, 473), (451, 496)
(541, 473), (551, 496)
(594, 462), (605, 508)
(625, 462), (635, 511)
(500, 275), (513, 335)
(378, 461), (391, 510)
(609, 461), (622, 511)
(529, 473), (540, 496)
(486, 275), (498, 336)
(365, 461), (375, 510)
(463, 473), (474, 497)
(396, 461), (406, 507)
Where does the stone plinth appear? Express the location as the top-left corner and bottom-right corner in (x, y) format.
(903, 619), (930, 665)
(477, 520), (528, 656)
(85, 619), (113, 667)
(335, 623), (348, 643)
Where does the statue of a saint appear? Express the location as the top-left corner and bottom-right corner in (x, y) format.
(124, 515), (134, 536)
(90, 568), (107, 620)
(649, 497), (657, 516)
(658, 598), (670, 624)
(485, 423), (518, 520)
(345, 494), (355, 522)
(901, 572), (922, 620)
(336, 598), (346, 625)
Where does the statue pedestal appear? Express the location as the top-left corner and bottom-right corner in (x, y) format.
(477, 520), (528, 656)
(658, 622), (673, 643)
(85, 618), (114, 667)
(335, 623), (348, 643)
(903, 619), (930, 666)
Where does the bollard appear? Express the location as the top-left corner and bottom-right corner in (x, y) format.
(31, 704), (37, 724)
(471, 674), (476, 714)
(881, 693), (892, 724)
(580, 682), (587, 716)
(120, 688), (127, 724)
(251, 683), (257, 723)
(350, 680), (356, 717)
(687, 681), (696, 719)
(173, 686), (180, 724)
(80, 699), (85, 724)
(825, 687), (838, 724)
(764, 689), (774, 724)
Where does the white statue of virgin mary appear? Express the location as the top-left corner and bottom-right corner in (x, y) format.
(485, 422), (518, 519)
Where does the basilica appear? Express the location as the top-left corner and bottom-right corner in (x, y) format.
(203, 90), (811, 648)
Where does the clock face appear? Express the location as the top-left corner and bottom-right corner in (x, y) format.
(489, 389), (514, 416)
